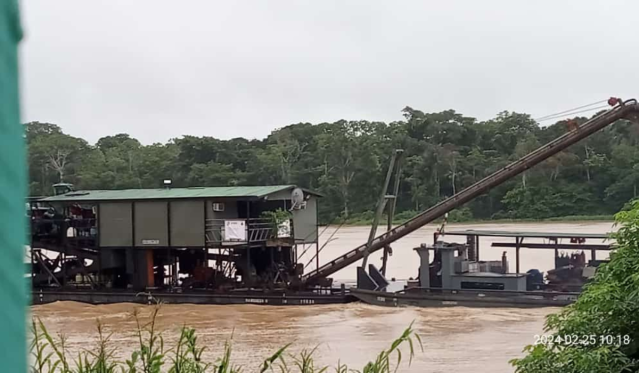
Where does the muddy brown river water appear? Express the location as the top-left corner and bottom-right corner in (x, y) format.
(31, 222), (615, 372)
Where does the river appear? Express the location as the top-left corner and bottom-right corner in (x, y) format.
(31, 221), (615, 372)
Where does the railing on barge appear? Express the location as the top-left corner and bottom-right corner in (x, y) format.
(205, 218), (292, 246)
(394, 286), (581, 298)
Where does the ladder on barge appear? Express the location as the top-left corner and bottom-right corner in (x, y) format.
(302, 98), (639, 285)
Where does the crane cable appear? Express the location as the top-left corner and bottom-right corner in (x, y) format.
(304, 221), (346, 269)
(536, 105), (610, 123)
(534, 100), (608, 122)
(296, 220), (336, 260)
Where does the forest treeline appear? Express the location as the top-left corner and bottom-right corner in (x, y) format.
(25, 107), (639, 223)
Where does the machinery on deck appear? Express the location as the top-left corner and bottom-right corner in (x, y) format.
(442, 229), (613, 293)
(351, 229), (613, 308)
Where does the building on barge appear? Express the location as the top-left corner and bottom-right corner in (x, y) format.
(29, 184), (351, 305)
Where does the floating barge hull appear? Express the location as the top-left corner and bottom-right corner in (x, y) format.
(350, 288), (578, 308)
(32, 289), (355, 306)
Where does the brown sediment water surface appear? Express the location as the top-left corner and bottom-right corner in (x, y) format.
(31, 222), (615, 372)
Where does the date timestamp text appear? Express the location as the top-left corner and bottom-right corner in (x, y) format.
(534, 334), (631, 346)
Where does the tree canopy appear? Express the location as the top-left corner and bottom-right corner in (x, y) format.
(25, 108), (639, 223)
(511, 200), (639, 372)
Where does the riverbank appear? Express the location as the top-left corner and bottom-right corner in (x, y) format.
(328, 213), (614, 227)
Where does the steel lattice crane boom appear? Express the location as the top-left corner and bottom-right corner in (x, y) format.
(302, 98), (639, 285)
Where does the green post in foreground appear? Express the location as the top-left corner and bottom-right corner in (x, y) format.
(0, 0), (26, 372)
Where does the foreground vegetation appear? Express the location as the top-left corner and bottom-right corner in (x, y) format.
(26, 106), (639, 223)
(30, 307), (422, 373)
(511, 200), (639, 372)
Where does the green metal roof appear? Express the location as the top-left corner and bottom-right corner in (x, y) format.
(444, 229), (611, 239)
(39, 185), (321, 202)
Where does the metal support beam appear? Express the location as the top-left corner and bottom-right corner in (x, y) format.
(270, 246), (275, 267)
(167, 247), (171, 287)
(315, 198), (320, 270)
(167, 201), (172, 247)
(246, 247), (251, 285)
(515, 237), (521, 274)
(415, 245), (430, 288)
(382, 150), (403, 276)
(62, 252), (66, 287)
(30, 246), (35, 283)
(97, 203), (102, 287)
(362, 149), (401, 268)
(553, 238), (559, 268)
(130, 202), (136, 288)
(203, 200), (208, 247)
(34, 251), (61, 286)
(491, 242), (612, 251)
(203, 248), (208, 288)
(466, 235), (476, 261)
(380, 245), (392, 276)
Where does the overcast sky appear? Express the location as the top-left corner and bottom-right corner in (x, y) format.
(19, 1), (639, 145)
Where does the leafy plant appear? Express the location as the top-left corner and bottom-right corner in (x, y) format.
(168, 326), (211, 373)
(30, 317), (120, 373)
(260, 209), (292, 225)
(78, 319), (119, 373)
(511, 200), (639, 372)
(212, 340), (243, 373)
(260, 208), (293, 237)
(127, 306), (165, 373)
(290, 347), (326, 373)
(358, 322), (423, 373)
(30, 318), (57, 373)
(259, 343), (290, 373)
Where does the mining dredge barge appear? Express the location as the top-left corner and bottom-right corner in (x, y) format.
(29, 98), (639, 307)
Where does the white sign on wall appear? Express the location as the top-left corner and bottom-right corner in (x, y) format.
(224, 220), (246, 242)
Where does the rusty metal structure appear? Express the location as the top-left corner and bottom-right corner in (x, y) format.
(302, 98), (639, 285)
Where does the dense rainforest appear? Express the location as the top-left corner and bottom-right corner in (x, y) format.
(25, 107), (639, 224)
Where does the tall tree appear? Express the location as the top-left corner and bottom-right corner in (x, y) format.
(24, 107), (639, 222)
